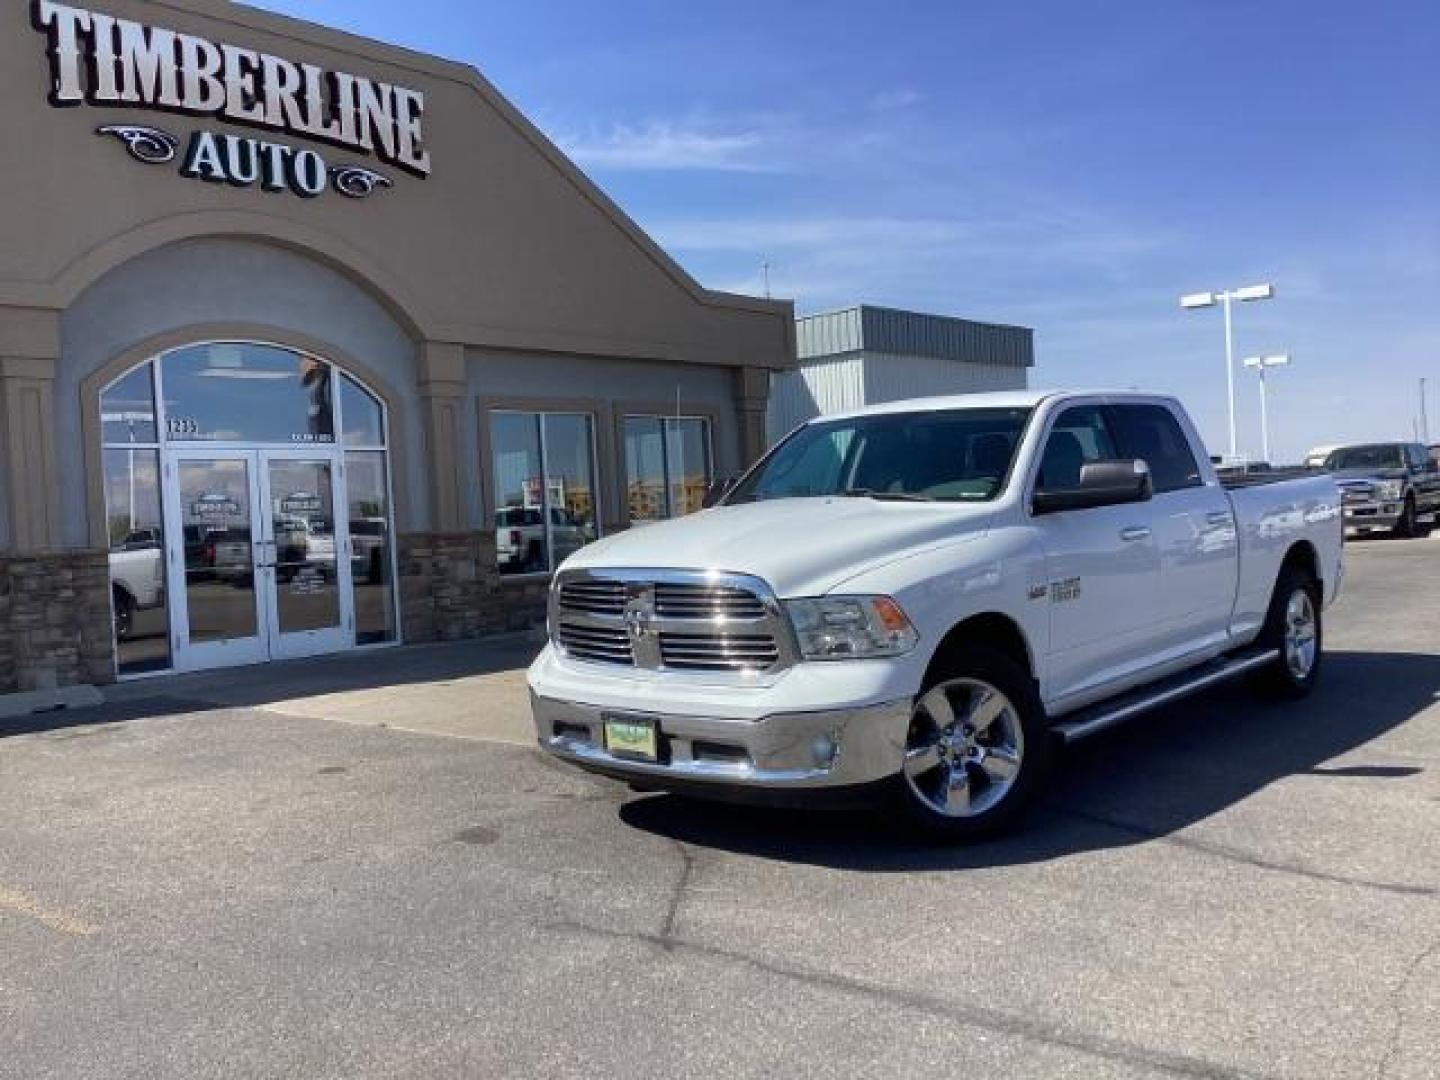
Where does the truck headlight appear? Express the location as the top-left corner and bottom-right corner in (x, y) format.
(1377, 480), (1405, 501)
(785, 596), (918, 660)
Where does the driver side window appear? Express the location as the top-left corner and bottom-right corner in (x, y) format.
(1037, 406), (1119, 491)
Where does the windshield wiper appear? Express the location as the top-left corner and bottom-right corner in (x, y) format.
(839, 488), (935, 502)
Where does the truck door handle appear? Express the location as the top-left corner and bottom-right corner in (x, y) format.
(1206, 511), (1233, 526)
(1120, 526), (1151, 542)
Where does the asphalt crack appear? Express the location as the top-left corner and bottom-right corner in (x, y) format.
(545, 918), (1277, 1080)
(1376, 931), (1440, 1080)
(1057, 806), (1437, 898)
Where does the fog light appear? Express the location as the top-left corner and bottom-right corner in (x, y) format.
(810, 733), (838, 767)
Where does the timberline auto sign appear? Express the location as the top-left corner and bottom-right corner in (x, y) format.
(31, 1), (432, 200)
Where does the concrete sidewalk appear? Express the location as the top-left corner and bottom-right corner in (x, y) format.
(100, 634), (544, 747)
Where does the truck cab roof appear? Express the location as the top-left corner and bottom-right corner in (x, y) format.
(818, 389), (1176, 423)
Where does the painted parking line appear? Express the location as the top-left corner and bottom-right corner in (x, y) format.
(0, 885), (96, 937)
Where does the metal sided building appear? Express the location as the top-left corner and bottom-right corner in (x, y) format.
(0, 0), (796, 696)
(767, 305), (1034, 442)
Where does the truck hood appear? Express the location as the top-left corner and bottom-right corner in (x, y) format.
(564, 497), (995, 597)
(1331, 468), (1408, 483)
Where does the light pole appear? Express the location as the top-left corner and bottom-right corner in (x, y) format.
(1180, 283), (1275, 461)
(1243, 354), (1290, 463)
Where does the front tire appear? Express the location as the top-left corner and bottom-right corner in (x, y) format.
(894, 646), (1052, 842)
(1394, 495), (1418, 538)
(1250, 564), (1322, 699)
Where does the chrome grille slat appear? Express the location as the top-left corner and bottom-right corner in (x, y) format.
(551, 570), (792, 675)
(654, 583), (767, 620)
(560, 625), (629, 642)
(558, 581), (628, 616)
(555, 619), (633, 665)
(660, 630), (781, 670)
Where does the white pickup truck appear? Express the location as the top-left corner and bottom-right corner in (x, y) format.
(529, 391), (1343, 839)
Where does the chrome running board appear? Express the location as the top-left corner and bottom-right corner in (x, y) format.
(1052, 648), (1279, 744)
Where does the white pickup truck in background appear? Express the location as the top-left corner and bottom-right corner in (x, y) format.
(529, 391), (1343, 840)
(108, 529), (166, 640)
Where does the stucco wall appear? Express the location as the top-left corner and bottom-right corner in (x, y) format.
(1, 0), (794, 371)
(57, 237), (424, 548)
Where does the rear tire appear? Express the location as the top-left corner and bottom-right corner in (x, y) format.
(893, 646), (1053, 842)
(1250, 564), (1322, 699)
(113, 587), (135, 642)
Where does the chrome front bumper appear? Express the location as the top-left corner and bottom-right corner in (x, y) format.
(532, 692), (911, 790)
(1342, 501), (1401, 528)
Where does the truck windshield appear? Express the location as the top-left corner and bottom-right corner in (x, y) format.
(727, 408), (1032, 504)
(1325, 445), (1404, 470)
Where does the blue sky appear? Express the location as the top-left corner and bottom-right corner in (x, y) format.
(255, 0), (1438, 462)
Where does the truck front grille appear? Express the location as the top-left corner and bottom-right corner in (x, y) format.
(550, 570), (792, 675)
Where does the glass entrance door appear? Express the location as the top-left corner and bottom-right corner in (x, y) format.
(164, 449), (354, 671)
(165, 452), (268, 672)
(259, 452), (352, 660)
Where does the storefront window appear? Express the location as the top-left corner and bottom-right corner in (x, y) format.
(624, 416), (713, 523)
(666, 417), (713, 517)
(98, 347), (399, 676)
(101, 365), (157, 445)
(346, 451), (396, 644)
(490, 411), (599, 575)
(161, 342), (335, 443)
(103, 447), (170, 674)
(340, 374), (386, 447)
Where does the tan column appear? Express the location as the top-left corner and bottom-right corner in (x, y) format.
(418, 341), (467, 533)
(0, 308), (62, 553)
(734, 366), (772, 468)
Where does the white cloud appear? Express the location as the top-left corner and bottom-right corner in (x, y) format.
(868, 89), (925, 112)
(653, 209), (1178, 315)
(558, 121), (774, 172)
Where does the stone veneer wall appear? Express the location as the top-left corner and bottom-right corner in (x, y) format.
(0, 552), (114, 692)
(0, 537), (547, 697)
(397, 531), (549, 643)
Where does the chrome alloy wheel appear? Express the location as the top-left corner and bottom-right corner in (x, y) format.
(903, 677), (1024, 818)
(1284, 589), (1318, 680)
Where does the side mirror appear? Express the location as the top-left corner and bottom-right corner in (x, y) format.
(702, 474), (739, 509)
(1033, 459), (1153, 515)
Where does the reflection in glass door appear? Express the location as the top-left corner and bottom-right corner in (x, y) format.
(164, 450), (354, 670)
(104, 343), (399, 678)
(260, 454), (351, 660)
(167, 455), (267, 671)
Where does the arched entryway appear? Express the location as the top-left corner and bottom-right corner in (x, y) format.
(100, 341), (398, 676)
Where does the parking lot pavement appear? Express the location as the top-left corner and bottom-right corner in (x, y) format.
(1, 539), (1436, 1080)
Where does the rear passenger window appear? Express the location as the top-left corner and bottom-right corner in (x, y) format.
(1036, 406), (1119, 490)
(1110, 404), (1203, 494)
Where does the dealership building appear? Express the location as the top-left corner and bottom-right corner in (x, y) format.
(0, 1), (794, 694)
(767, 305), (1034, 441)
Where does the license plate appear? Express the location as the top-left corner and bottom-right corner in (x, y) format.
(603, 714), (658, 761)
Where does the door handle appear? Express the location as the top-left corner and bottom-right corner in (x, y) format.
(1120, 525), (1152, 542)
(1206, 511), (1233, 526)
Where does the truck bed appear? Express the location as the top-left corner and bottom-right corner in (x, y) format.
(1218, 467), (1321, 489)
